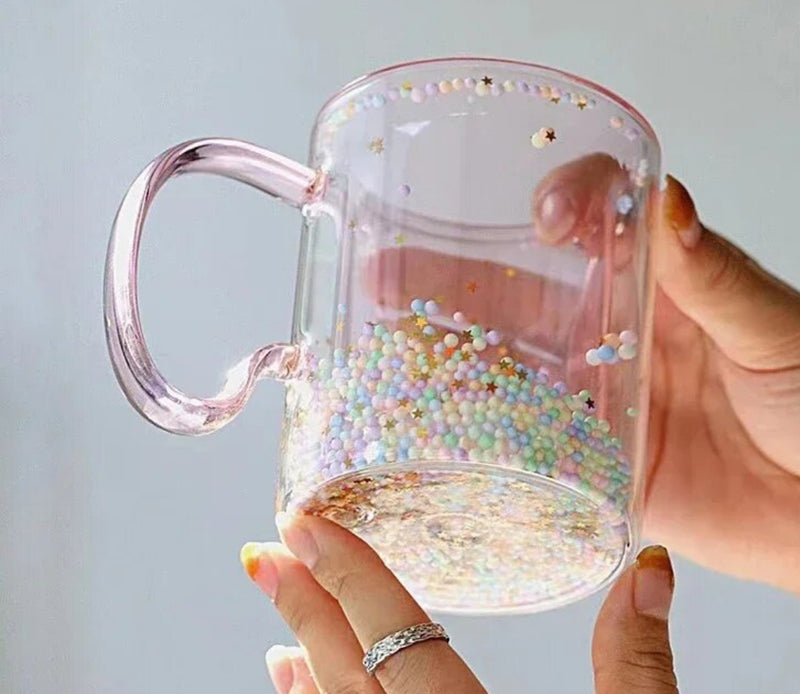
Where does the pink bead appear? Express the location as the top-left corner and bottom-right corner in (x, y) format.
(410, 87), (426, 103)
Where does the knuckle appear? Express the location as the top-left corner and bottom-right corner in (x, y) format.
(595, 631), (678, 693)
(324, 563), (365, 604)
(274, 591), (316, 641)
(377, 642), (445, 694)
(323, 671), (375, 694)
(704, 240), (746, 294)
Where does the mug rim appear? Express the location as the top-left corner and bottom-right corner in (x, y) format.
(316, 56), (660, 151)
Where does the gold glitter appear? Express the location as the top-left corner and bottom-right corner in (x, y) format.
(394, 233), (406, 245)
(295, 469), (629, 612)
(368, 137), (385, 154)
(466, 281), (477, 293)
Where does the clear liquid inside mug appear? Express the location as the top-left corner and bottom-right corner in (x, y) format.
(105, 57), (659, 614)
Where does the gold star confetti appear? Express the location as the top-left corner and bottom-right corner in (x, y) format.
(401, 80), (413, 90)
(368, 137), (385, 154)
(415, 316), (428, 328)
(466, 280), (477, 293)
(452, 378), (464, 390)
(486, 382), (497, 393)
(550, 94), (561, 104)
(411, 408), (423, 419)
(385, 418), (396, 430)
(576, 96), (588, 110)
(394, 233), (406, 245)
(417, 427), (428, 438)
(461, 329), (473, 341)
(335, 320), (345, 332)
(544, 128), (556, 142)
(347, 219), (358, 232)
(505, 267), (517, 278)
(481, 76), (493, 85)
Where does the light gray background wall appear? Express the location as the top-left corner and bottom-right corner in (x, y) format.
(2, 1), (799, 692)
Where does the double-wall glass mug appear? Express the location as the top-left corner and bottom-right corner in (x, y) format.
(105, 57), (659, 614)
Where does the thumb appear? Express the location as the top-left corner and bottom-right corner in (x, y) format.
(655, 175), (800, 370)
(592, 546), (678, 694)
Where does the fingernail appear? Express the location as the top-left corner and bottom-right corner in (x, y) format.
(664, 174), (702, 249)
(275, 512), (319, 570)
(535, 187), (578, 242)
(239, 542), (278, 599)
(634, 545), (675, 620)
(265, 645), (294, 694)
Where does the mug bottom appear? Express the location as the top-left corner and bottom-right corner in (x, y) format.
(292, 461), (634, 614)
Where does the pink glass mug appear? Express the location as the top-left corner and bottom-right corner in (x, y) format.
(105, 57), (659, 613)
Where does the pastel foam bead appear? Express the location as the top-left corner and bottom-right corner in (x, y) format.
(444, 333), (459, 348)
(597, 345), (616, 362)
(585, 349), (602, 366)
(618, 343), (637, 360)
(619, 330), (637, 345)
(424, 300), (439, 315)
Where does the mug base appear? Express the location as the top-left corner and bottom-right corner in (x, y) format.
(292, 461), (634, 614)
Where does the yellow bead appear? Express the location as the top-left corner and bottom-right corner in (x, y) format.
(502, 80), (515, 92)
(452, 78), (464, 91)
(475, 82), (490, 97)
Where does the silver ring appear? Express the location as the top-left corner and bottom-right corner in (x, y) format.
(363, 622), (450, 675)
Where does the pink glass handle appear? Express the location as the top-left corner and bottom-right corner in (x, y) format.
(104, 138), (324, 435)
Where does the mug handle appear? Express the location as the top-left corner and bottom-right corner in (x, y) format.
(104, 138), (325, 435)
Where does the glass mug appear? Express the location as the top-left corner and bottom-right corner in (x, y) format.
(105, 57), (659, 614)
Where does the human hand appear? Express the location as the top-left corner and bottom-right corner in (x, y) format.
(365, 159), (800, 593)
(240, 514), (678, 693)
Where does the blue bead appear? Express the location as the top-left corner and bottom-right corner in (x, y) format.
(597, 344), (616, 361)
(616, 194), (634, 215)
(410, 298), (425, 313)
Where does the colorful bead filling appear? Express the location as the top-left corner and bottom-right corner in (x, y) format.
(282, 299), (632, 525)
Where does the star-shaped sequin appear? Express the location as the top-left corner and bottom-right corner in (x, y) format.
(452, 379), (464, 390)
(544, 128), (556, 142)
(411, 408), (423, 419)
(585, 397), (596, 410)
(415, 316), (428, 328)
(384, 418), (396, 430)
(347, 219), (358, 232)
(368, 137), (385, 154)
(481, 76), (493, 86)
(461, 329), (473, 341)
(486, 382), (497, 393)
(417, 427), (428, 438)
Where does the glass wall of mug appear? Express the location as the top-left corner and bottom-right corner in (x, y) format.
(278, 59), (659, 613)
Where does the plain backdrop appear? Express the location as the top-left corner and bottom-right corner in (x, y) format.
(2, 1), (800, 692)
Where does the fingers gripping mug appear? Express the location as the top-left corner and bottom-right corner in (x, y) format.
(105, 58), (659, 613)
